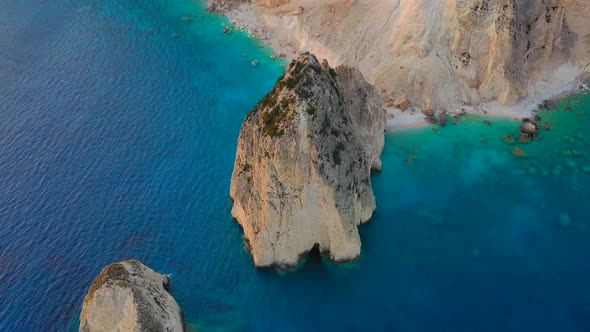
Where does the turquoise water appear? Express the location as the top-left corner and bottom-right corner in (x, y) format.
(1, 0), (589, 331)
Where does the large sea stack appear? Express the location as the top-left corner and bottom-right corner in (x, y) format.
(79, 260), (185, 332)
(230, 53), (386, 269)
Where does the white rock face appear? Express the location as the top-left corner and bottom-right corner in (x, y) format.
(230, 53), (385, 269)
(213, 0), (590, 110)
(79, 260), (185, 332)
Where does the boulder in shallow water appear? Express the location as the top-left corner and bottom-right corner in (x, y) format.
(79, 260), (185, 332)
(512, 147), (527, 157)
(518, 133), (530, 143)
(519, 122), (537, 142)
(522, 122), (536, 134)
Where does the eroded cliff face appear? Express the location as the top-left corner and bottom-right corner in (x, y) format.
(79, 260), (185, 332)
(450, 0), (578, 105)
(215, 0), (590, 110)
(230, 53), (385, 269)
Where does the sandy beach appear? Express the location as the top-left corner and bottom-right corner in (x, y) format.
(386, 73), (590, 131)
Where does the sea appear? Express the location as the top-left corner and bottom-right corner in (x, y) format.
(0, 0), (589, 331)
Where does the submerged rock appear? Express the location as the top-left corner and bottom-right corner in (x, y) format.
(512, 147), (527, 157)
(559, 214), (573, 228)
(519, 121), (538, 143)
(539, 100), (556, 111)
(79, 260), (185, 332)
(503, 135), (515, 144)
(230, 53), (385, 269)
(518, 133), (531, 143)
(521, 122), (537, 136)
(422, 108), (435, 117)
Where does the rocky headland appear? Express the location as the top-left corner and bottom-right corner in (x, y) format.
(79, 260), (185, 332)
(208, 0), (590, 128)
(230, 53), (385, 269)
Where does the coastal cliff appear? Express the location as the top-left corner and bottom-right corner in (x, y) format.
(79, 260), (185, 332)
(209, 0), (590, 112)
(230, 53), (385, 269)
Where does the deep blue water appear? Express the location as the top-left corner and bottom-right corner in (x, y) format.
(1, 0), (590, 331)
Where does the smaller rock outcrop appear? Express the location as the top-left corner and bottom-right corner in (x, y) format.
(521, 122), (538, 136)
(519, 120), (538, 142)
(80, 260), (185, 332)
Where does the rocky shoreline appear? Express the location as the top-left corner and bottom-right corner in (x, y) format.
(203, 0), (590, 131)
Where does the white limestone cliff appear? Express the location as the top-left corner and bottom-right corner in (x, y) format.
(79, 260), (185, 332)
(209, 0), (590, 111)
(230, 53), (385, 269)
